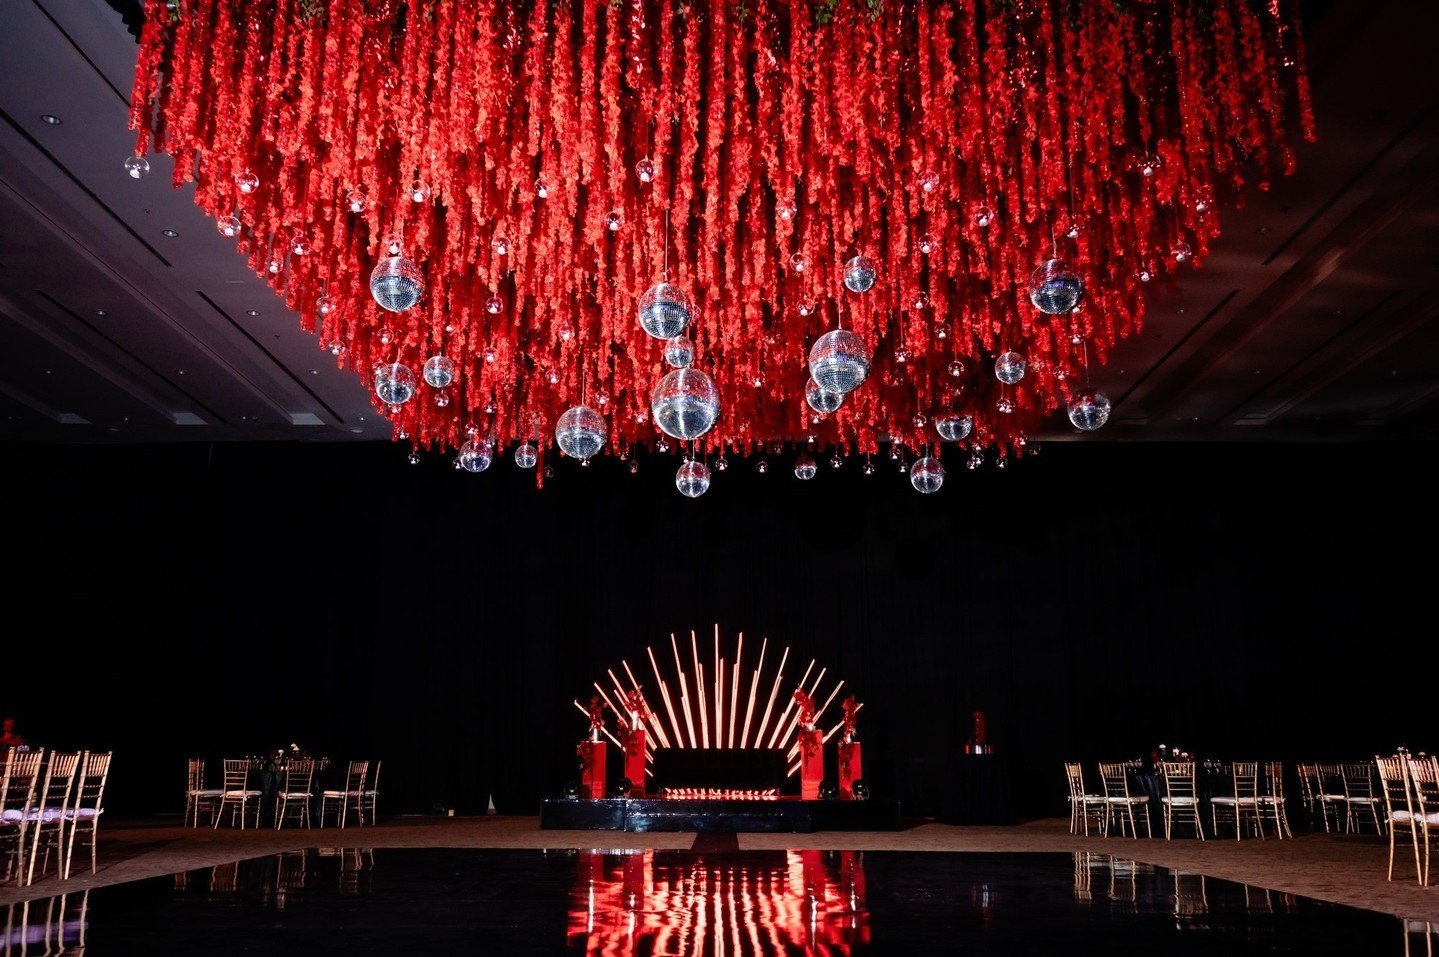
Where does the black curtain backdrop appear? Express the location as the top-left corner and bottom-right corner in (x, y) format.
(2, 439), (1431, 819)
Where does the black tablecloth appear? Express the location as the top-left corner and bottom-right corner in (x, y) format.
(939, 753), (1014, 825)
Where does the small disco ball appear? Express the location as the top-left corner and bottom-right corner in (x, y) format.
(794, 454), (817, 480)
(1027, 258), (1084, 314)
(373, 362), (416, 405)
(675, 459), (711, 498)
(809, 329), (871, 394)
(843, 255), (877, 293)
(994, 351), (1027, 385)
(217, 215), (241, 238)
(910, 456), (945, 494)
(852, 780), (870, 801)
(370, 255), (424, 312)
(555, 405), (607, 461)
(664, 335), (695, 369)
(123, 155), (150, 179)
(457, 438), (492, 473)
(514, 442), (538, 469)
(651, 368), (720, 440)
(805, 378), (844, 414)
(422, 355), (455, 388)
(638, 281), (693, 339)
(1067, 388), (1112, 431)
(935, 414), (974, 442)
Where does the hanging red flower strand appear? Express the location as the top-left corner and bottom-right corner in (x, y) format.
(129, 0), (1313, 466)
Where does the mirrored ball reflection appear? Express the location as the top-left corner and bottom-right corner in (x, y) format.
(369, 256), (424, 312)
(1067, 388), (1112, 431)
(805, 378), (844, 414)
(555, 405), (608, 461)
(373, 363), (416, 405)
(638, 282), (693, 340)
(843, 255), (878, 293)
(935, 414), (974, 442)
(651, 368), (721, 441)
(910, 456), (945, 493)
(514, 442), (538, 469)
(794, 454), (818, 480)
(994, 351), (1027, 385)
(664, 335), (695, 369)
(457, 439), (492, 473)
(675, 459), (711, 498)
(422, 355), (455, 388)
(809, 329), (871, 395)
(1027, 258), (1084, 314)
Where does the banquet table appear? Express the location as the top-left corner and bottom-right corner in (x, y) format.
(939, 753), (1015, 825)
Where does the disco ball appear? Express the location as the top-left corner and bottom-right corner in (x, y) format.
(457, 438), (492, 473)
(651, 368), (720, 440)
(935, 414), (974, 442)
(843, 255), (877, 293)
(910, 456), (945, 494)
(422, 355), (455, 388)
(514, 442), (538, 469)
(794, 454), (817, 480)
(373, 363), (416, 405)
(994, 351), (1027, 385)
(638, 282), (693, 339)
(664, 335), (695, 369)
(805, 378), (844, 414)
(555, 405), (608, 461)
(1067, 388), (1112, 431)
(1027, 258), (1084, 314)
(809, 329), (871, 394)
(370, 255), (424, 312)
(675, 459), (711, 498)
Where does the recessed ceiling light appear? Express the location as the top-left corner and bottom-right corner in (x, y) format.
(350, 427), (363, 433)
(40, 114), (61, 126)
(96, 310), (107, 317)
(310, 369), (319, 375)
(1254, 225), (1270, 234)
(245, 309), (260, 317)
(177, 370), (186, 375)
(161, 228), (179, 238)
(44, 369), (52, 375)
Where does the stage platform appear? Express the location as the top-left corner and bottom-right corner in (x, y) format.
(539, 797), (901, 833)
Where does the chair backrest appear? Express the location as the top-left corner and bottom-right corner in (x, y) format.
(221, 759), (252, 792)
(283, 759), (316, 795)
(74, 752), (112, 812)
(368, 760), (381, 792)
(1295, 763), (1318, 803)
(1, 750), (44, 814)
(1340, 763), (1375, 799)
(1375, 755), (1413, 821)
(1408, 755), (1439, 818)
(187, 758), (206, 793)
(1262, 761), (1285, 798)
(1318, 763), (1343, 794)
(1229, 762), (1259, 800)
(1064, 762), (1087, 798)
(345, 760), (369, 792)
(1161, 761), (1197, 799)
(36, 752), (81, 816)
(1097, 762), (1130, 799)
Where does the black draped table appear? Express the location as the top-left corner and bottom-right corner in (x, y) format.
(939, 753), (1014, 825)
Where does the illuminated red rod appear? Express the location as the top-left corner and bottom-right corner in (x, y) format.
(767, 659), (815, 750)
(608, 667), (658, 759)
(621, 658), (670, 750)
(673, 633), (698, 748)
(648, 645), (685, 750)
(572, 699), (622, 749)
(752, 645), (790, 748)
(740, 637), (767, 748)
(716, 656), (725, 749)
(693, 630), (710, 749)
(728, 633), (742, 749)
(821, 704), (862, 744)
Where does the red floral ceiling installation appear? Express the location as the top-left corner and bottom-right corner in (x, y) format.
(130, 0), (1313, 464)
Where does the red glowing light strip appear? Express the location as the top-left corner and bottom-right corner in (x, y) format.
(693, 630), (710, 750)
(673, 634), (698, 749)
(573, 699), (622, 750)
(622, 658), (671, 750)
(753, 646), (790, 751)
(740, 637), (767, 749)
(648, 645), (685, 751)
(729, 633), (742, 750)
(767, 659), (815, 750)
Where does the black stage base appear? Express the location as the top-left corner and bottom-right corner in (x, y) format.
(539, 797), (901, 833)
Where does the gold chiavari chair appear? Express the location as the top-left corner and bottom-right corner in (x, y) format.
(185, 758), (223, 827)
(1160, 761), (1205, 841)
(1097, 763), (1151, 838)
(361, 760), (382, 825)
(1376, 754), (1422, 884)
(1072, 851), (1094, 903)
(1340, 762), (1384, 835)
(1258, 761), (1291, 839)
(1063, 763), (1105, 836)
(0, 751), (43, 885)
(1316, 763), (1349, 832)
(275, 759), (317, 829)
(215, 759), (262, 829)
(1407, 755), (1439, 888)
(1210, 762), (1263, 841)
(25, 751), (80, 886)
(320, 761), (369, 829)
(1403, 919), (1437, 957)
(63, 750), (111, 879)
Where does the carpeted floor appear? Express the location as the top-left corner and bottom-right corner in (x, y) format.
(2, 815), (1434, 921)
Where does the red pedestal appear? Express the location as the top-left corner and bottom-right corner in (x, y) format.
(624, 729), (647, 798)
(800, 730), (824, 800)
(580, 740), (607, 799)
(838, 741), (863, 799)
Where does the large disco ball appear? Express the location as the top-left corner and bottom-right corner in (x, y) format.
(664, 335), (695, 369)
(1027, 258), (1084, 314)
(422, 355), (455, 388)
(794, 454), (817, 480)
(910, 456), (945, 494)
(935, 414), (974, 442)
(555, 405), (607, 461)
(651, 368), (720, 440)
(369, 255), (424, 312)
(843, 255), (877, 293)
(675, 459), (711, 498)
(373, 363), (416, 405)
(457, 438), (492, 473)
(805, 378), (844, 414)
(514, 442), (538, 469)
(1067, 388), (1112, 431)
(809, 329), (871, 394)
(638, 282), (693, 339)
(994, 351), (1027, 385)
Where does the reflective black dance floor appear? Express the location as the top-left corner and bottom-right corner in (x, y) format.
(1, 848), (1420, 954)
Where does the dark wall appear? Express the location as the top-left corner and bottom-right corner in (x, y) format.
(3, 439), (1431, 818)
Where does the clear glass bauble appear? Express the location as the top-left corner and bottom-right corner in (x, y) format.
(235, 170), (259, 194)
(805, 378), (844, 414)
(373, 363), (416, 405)
(843, 255), (877, 293)
(675, 459), (711, 498)
(910, 456), (945, 494)
(635, 157), (656, 183)
(346, 188), (367, 213)
(808, 329), (871, 395)
(555, 405), (608, 461)
(638, 282), (693, 339)
(123, 155), (150, 179)
(514, 442), (538, 469)
(1027, 258), (1084, 314)
(217, 215), (241, 239)
(457, 439), (492, 473)
(664, 335), (695, 369)
(935, 414), (974, 442)
(1067, 388), (1112, 431)
(316, 294), (334, 317)
(994, 351), (1027, 385)
(370, 255), (424, 312)
(422, 355), (455, 388)
(651, 368), (720, 440)
(794, 454), (817, 480)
